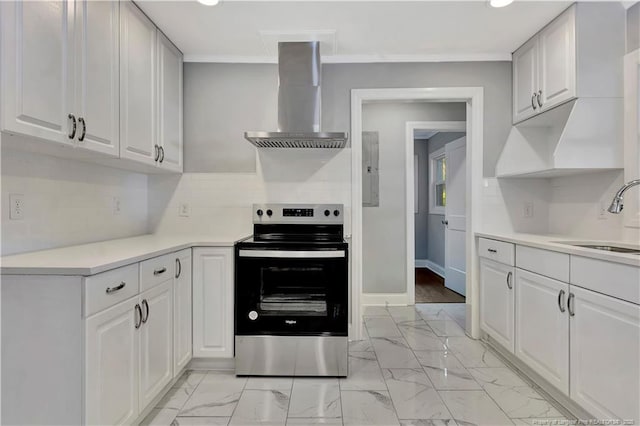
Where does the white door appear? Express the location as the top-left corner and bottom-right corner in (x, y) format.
(193, 248), (234, 358)
(173, 249), (192, 375)
(444, 137), (466, 296)
(512, 36), (539, 123)
(157, 31), (183, 172)
(139, 280), (173, 409)
(479, 258), (515, 353)
(569, 286), (640, 422)
(0, 1), (74, 145)
(539, 6), (576, 111)
(74, 0), (119, 156)
(515, 269), (569, 394)
(85, 297), (139, 425)
(119, 0), (157, 166)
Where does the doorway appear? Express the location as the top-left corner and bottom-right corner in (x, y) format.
(351, 87), (484, 341)
(412, 122), (467, 304)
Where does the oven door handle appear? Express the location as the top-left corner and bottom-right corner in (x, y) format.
(238, 249), (346, 258)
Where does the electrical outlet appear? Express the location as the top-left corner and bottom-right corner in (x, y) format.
(179, 203), (190, 217)
(523, 201), (534, 218)
(9, 194), (24, 220)
(113, 197), (121, 215)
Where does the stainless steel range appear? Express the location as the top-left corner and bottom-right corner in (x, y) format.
(234, 204), (348, 377)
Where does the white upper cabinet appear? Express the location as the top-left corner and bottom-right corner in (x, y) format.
(74, 0), (120, 156)
(512, 37), (539, 123)
(1, 1), (73, 145)
(538, 6), (576, 112)
(157, 31), (183, 173)
(119, 0), (157, 167)
(511, 3), (624, 124)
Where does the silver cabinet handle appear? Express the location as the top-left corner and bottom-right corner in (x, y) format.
(68, 114), (77, 139)
(175, 258), (182, 279)
(537, 90), (543, 108)
(141, 299), (149, 324)
(134, 304), (142, 329)
(531, 93), (537, 110)
(154, 145), (160, 162)
(506, 271), (513, 289)
(78, 117), (86, 142)
(106, 281), (126, 294)
(153, 267), (167, 275)
(567, 293), (575, 316)
(558, 289), (566, 313)
(487, 248), (497, 253)
(159, 146), (165, 163)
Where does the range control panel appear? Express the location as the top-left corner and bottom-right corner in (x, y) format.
(253, 204), (343, 224)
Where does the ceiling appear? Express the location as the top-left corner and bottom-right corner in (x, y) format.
(137, 0), (573, 63)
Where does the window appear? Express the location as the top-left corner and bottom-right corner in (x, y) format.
(429, 148), (446, 214)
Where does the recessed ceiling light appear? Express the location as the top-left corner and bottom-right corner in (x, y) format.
(490, 0), (514, 7)
(197, 0), (220, 6)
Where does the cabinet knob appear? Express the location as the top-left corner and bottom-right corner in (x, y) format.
(78, 117), (86, 142)
(68, 114), (77, 139)
(531, 93), (538, 110)
(536, 90), (543, 108)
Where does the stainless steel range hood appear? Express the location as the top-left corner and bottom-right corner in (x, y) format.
(244, 42), (348, 148)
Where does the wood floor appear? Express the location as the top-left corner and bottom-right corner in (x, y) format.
(415, 268), (465, 304)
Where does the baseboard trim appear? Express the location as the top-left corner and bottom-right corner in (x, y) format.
(415, 259), (445, 278)
(484, 334), (592, 421)
(188, 357), (235, 371)
(361, 292), (410, 306)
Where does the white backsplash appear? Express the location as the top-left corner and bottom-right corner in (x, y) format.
(1, 147), (148, 255)
(149, 149), (352, 237)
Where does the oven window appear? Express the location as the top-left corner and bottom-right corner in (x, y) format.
(259, 266), (328, 316)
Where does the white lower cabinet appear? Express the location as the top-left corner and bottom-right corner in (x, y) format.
(480, 258), (515, 352)
(193, 247), (234, 358)
(139, 279), (174, 409)
(174, 249), (193, 374)
(515, 269), (569, 394)
(569, 285), (640, 422)
(85, 296), (140, 426)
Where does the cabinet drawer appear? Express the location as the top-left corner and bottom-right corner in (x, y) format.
(571, 256), (640, 305)
(84, 263), (139, 317)
(516, 245), (570, 282)
(479, 238), (515, 266)
(140, 253), (175, 292)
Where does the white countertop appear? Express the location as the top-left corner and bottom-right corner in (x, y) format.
(476, 232), (640, 267)
(0, 233), (250, 276)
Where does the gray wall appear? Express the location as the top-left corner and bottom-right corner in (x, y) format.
(628, 3), (640, 53)
(414, 139), (429, 260)
(362, 102), (465, 294)
(183, 62), (512, 176)
(425, 132), (466, 270)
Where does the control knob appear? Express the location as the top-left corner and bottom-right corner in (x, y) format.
(333, 210), (340, 217)
(256, 209), (263, 217)
(248, 311), (258, 321)
(324, 209), (330, 217)
(266, 209), (273, 217)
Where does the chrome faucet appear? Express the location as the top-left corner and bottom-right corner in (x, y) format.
(608, 179), (640, 214)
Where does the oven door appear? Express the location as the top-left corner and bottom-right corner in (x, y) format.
(235, 247), (348, 336)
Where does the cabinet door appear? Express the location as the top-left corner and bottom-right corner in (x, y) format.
(0, 1), (73, 145)
(193, 248), (234, 358)
(74, 0), (119, 156)
(174, 250), (193, 375)
(85, 297), (139, 425)
(157, 31), (183, 173)
(539, 6), (576, 111)
(515, 269), (569, 394)
(139, 280), (173, 409)
(480, 258), (515, 352)
(512, 36), (539, 124)
(119, 0), (157, 166)
(570, 286), (640, 422)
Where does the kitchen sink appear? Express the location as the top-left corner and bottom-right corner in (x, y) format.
(553, 241), (640, 254)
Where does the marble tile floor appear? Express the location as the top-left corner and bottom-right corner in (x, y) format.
(143, 303), (570, 426)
